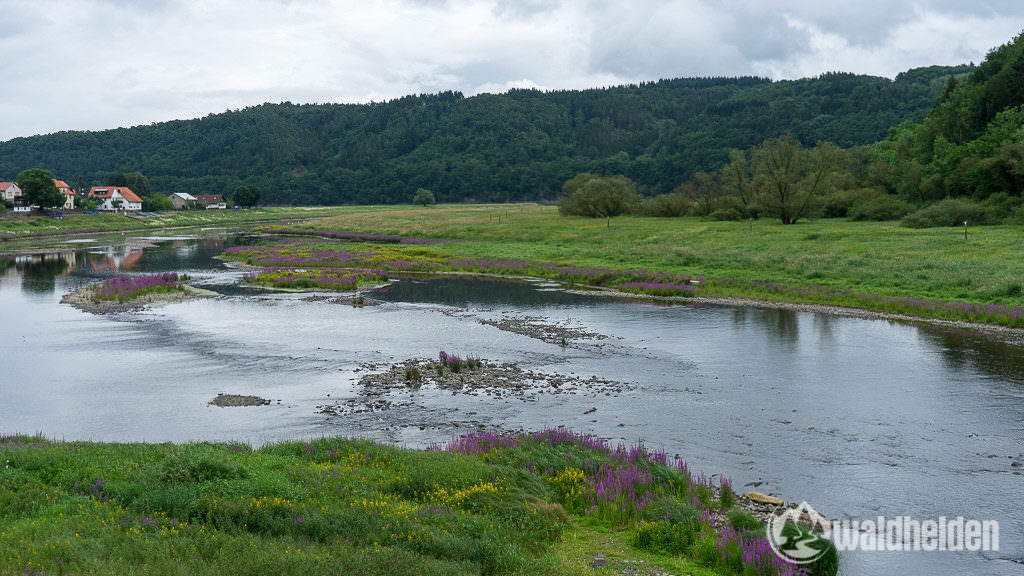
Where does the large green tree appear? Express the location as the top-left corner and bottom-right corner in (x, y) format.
(17, 168), (63, 210)
(558, 174), (638, 226)
(234, 185), (262, 207)
(753, 136), (840, 224)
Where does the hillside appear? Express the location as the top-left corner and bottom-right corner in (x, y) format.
(0, 66), (969, 205)
(874, 32), (1024, 201)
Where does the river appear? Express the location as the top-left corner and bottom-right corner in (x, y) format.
(0, 231), (1021, 575)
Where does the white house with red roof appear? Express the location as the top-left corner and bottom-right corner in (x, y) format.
(89, 186), (143, 212)
(0, 181), (21, 201)
(53, 179), (75, 210)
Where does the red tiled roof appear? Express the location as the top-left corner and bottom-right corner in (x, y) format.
(53, 180), (74, 195)
(0, 181), (16, 189)
(89, 186), (142, 203)
(194, 195), (224, 203)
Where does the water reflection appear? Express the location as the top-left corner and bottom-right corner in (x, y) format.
(730, 306), (800, 348)
(16, 253), (76, 294)
(920, 325), (1024, 387)
(0, 235), (247, 294)
(373, 276), (602, 307)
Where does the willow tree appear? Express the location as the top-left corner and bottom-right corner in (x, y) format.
(753, 135), (839, 224)
(558, 173), (638, 227)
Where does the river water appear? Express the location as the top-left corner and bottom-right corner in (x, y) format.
(0, 232), (1021, 575)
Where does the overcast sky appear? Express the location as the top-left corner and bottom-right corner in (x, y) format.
(0, 0), (1021, 142)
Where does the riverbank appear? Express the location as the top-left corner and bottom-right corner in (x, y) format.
(272, 205), (1024, 329)
(0, 430), (827, 576)
(61, 282), (214, 314)
(0, 207), (346, 242)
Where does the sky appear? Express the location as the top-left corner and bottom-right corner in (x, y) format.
(0, 0), (1021, 142)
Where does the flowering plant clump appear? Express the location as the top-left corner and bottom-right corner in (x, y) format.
(434, 428), (810, 576)
(437, 350), (482, 373)
(617, 281), (698, 297)
(221, 242), (705, 297)
(243, 267), (387, 291)
(92, 272), (186, 303)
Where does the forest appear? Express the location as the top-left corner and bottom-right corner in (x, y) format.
(0, 65), (969, 206)
(641, 32), (1024, 227)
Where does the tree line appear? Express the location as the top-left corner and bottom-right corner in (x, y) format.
(0, 66), (966, 206)
(565, 32), (1024, 227)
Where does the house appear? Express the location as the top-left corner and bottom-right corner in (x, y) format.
(169, 192), (197, 209)
(194, 194), (226, 209)
(88, 186), (143, 212)
(53, 179), (75, 210)
(0, 181), (21, 201)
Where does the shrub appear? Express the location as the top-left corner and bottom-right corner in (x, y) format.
(708, 207), (744, 221)
(981, 192), (1023, 223)
(726, 508), (761, 533)
(900, 198), (990, 228)
(630, 519), (701, 554)
(847, 196), (915, 221)
(822, 187), (885, 218)
(639, 192), (690, 217)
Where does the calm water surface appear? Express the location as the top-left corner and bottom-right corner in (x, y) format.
(0, 233), (1021, 575)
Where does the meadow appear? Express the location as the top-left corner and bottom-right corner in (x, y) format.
(279, 204), (1024, 326)
(0, 430), (834, 576)
(0, 208), (347, 239)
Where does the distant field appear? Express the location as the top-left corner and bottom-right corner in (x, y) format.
(304, 204), (1024, 316)
(0, 207), (346, 238)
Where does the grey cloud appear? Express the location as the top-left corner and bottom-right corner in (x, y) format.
(1, 0), (1023, 141)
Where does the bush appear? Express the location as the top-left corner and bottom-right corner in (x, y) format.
(822, 187), (885, 218)
(900, 198), (991, 228)
(981, 192), (1023, 223)
(847, 196), (915, 221)
(630, 519), (701, 554)
(708, 207), (744, 221)
(639, 192), (690, 217)
(726, 507), (761, 532)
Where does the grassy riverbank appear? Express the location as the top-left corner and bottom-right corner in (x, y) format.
(0, 208), (346, 239)
(289, 204), (1024, 326)
(0, 431), (825, 576)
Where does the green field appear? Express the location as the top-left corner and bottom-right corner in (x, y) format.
(288, 204), (1024, 325)
(0, 208), (346, 238)
(1, 431), (823, 576)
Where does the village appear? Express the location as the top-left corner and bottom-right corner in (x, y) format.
(0, 178), (226, 215)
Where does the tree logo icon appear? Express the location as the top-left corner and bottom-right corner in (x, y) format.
(766, 501), (833, 564)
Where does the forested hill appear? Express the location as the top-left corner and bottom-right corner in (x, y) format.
(875, 32), (1024, 201)
(0, 66), (969, 205)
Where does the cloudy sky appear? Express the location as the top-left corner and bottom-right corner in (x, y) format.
(0, 0), (1021, 141)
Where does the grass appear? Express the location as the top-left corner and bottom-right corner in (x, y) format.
(0, 430), (826, 576)
(0, 207), (347, 238)
(285, 204), (1024, 325)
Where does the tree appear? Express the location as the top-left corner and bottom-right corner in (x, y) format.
(234, 185), (261, 207)
(412, 188), (436, 206)
(722, 149), (758, 217)
(106, 172), (151, 197)
(558, 174), (638, 226)
(686, 171), (722, 216)
(753, 136), (839, 224)
(17, 169), (63, 210)
(142, 194), (173, 211)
